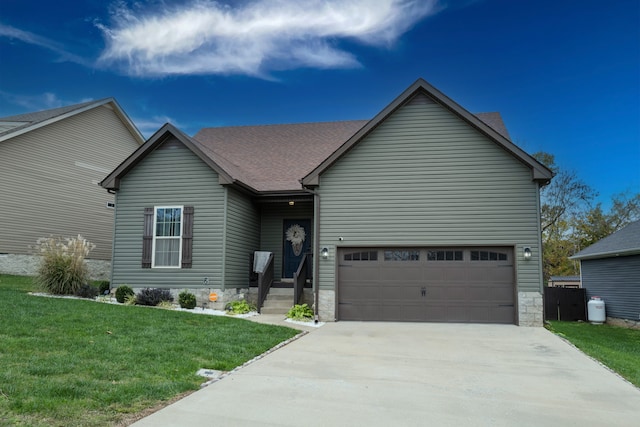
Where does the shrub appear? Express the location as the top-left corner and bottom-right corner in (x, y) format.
(124, 294), (137, 305)
(135, 288), (174, 306)
(225, 299), (255, 315)
(157, 300), (175, 310)
(178, 291), (197, 309)
(115, 285), (134, 303)
(286, 303), (314, 321)
(95, 280), (110, 295)
(75, 284), (99, 299)
(33, 235), (95, 295)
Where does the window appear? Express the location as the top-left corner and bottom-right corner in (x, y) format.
(470, 250), (508, 261)
(384, 249), (420, 261)
(142, 206), (194, 269)
(427, 250), (463, 261)
(344, 251), (378, 261)
(153, 207), (182, 267)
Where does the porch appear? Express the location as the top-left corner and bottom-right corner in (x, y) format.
(249, 197), (316, 315)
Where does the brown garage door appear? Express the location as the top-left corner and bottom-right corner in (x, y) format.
(337, 247), (515, 324)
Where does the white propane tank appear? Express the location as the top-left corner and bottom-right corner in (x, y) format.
(587, 296), (606, 324)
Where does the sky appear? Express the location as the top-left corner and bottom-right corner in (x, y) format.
(1, 0), (638, 209)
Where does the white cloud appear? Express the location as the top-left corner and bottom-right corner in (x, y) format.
(98, 0), (440, 77)
(133, 115), (182, 137)
(0, 23), (89, 66)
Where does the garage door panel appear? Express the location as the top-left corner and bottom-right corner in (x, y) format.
(379, 266), (422, 281)
(379, 284), (421, 300)
(339, 265), (380, 281)
(338, 247), (515, 324)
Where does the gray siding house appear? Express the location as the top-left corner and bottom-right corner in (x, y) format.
(0, 99), (144, 277)
(571, 220), (640, 323)
(101, 79), (552, 325)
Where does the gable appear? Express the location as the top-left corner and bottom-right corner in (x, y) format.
(321, 92), (536, 195)
(0, 98), (143, 144)
(101, 124), (243, 192)
(302, 79), (552, 186)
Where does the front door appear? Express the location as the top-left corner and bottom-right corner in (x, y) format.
(283, 219), (311, 278)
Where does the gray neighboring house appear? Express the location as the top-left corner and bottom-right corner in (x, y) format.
(571, 220), (640, 322)
(101, 78), (553, 325)
(0, 99), (144, 278)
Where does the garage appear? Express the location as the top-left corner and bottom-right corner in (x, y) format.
(337, 247), (515, 324)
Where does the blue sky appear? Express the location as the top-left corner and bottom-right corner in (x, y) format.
(1, 0), (638, 208)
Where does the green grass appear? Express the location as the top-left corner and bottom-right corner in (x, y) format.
(0, 274), (299, 426)
(547, 321), (640, 387)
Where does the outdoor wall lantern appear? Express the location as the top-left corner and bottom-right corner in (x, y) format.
(321, 247), (329, 259)
(288, 201), (295, 206)
(523, 247), (532, 260)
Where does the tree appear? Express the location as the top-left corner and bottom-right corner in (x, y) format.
(533, 152), (639, 282)
(533, 152), (595, 281)
(533, 152), (595, 234)
(572, 192), (640, 251)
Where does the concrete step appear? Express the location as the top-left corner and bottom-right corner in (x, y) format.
(262, 299), (293, 309)
(267, 287), (294, 296)
(260, 306), (291, 315)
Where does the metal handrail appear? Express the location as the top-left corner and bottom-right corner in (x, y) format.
(293, 253), (312, 305)
(257, 253), (274, 313)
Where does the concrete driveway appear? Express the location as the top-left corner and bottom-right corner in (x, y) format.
(133, 322), (640, 426)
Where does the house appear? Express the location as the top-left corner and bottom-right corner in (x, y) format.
(570, 220), (640, 324)
(547, 276), (581, 288)
(101, 78), (553, 325)
(0, 99), (144, 278)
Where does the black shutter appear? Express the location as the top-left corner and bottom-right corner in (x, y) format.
(142, 207), (153, 268)
(181, 206), (194, 268)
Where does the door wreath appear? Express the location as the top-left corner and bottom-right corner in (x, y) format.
(285, 224), (306, 256)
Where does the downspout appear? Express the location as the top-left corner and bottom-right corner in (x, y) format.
(303, 186), (320, 324)
(108, 189), (117, 288)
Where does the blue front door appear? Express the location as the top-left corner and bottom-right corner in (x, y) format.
(283, 219), (311, 278)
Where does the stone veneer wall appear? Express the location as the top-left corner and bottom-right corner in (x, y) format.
(318, 290), (336, 322)
(0, 254), (111, 280)
(518, 291), (544, 327)
(123, 287), (250, 311)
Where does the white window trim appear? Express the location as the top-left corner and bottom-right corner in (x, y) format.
(151, 205), (184, 268)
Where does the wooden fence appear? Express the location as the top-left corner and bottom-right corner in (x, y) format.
(544, 287), (587, 321)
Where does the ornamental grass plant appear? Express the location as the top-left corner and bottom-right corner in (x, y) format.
(33, 235), (95, 295)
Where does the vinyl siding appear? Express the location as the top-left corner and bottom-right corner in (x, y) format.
(259, 202), (314, 279)
(318, 93), (542, 292)
(224, 188), (259, 288)
(0, 106), (139, 259)
(111, 138), (225, 288)
(582, 255), (640, 321)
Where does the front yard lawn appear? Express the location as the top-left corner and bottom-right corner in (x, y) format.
(547, 321), (640, 388)
(0, 274), (299, 426)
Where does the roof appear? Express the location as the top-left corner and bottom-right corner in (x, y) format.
(103, 78), (553, 194)
(101, 123), (245, 191)
(0, 98), (144, 144)
(302, 78), (552, 186)
(549, 276), (581, 282)
(193, 121), (367, 192)
(191, 101), (518, 193)
(570, 220), (640, 260)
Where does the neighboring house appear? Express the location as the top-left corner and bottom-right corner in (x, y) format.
(101, 78), (553, 325)
(547, 276), (581, 288)
(0, 99), (144, 278)
(570, 220), (640, 323)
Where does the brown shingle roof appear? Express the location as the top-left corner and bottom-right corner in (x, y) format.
(193, 112), (512, 192)
(193, 120), (368, 191)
